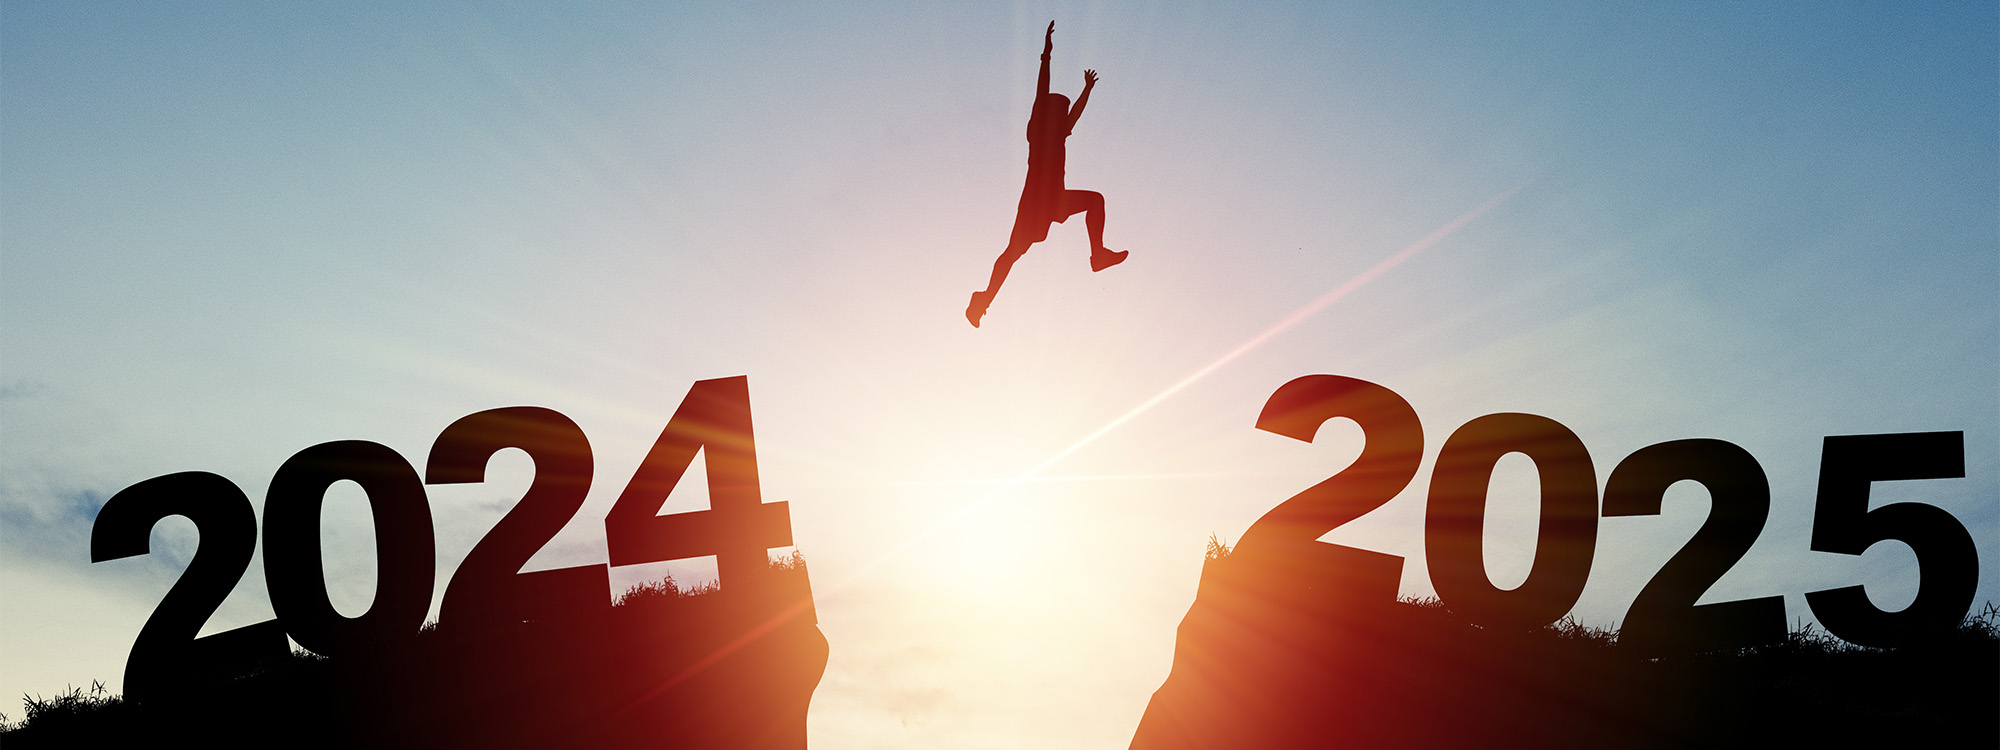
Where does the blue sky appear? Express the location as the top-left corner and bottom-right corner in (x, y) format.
(3, 2), (1994, 746)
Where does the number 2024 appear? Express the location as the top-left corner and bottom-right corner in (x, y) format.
(1236, 374), (1979, 655)
(90, 376), (792, 703)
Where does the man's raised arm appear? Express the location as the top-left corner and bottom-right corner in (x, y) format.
(1038, 21), (1054, 98)
(1069, 69), (1097, 128)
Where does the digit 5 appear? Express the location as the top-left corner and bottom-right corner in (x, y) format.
(1804, 431), (1977, 648)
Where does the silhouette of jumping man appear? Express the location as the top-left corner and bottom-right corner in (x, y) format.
(966, 21), (1127, 328)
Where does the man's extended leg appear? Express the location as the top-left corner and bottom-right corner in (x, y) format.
(968, 240), (1030, 327)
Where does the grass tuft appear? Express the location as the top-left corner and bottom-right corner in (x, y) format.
(6, 680), (122, 734)
(614, 551), (808, 607)
(1204, 534), (1232, 561)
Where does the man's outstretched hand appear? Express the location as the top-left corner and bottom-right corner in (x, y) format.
(1083, 69), (1098, 89)
(1044, 21), (1055, 55)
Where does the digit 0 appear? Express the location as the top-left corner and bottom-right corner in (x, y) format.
(1425, 413), (1597, 631)
(263, 440), (436, 658)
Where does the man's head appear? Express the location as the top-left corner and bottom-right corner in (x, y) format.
(1039, 92), (1071, 117)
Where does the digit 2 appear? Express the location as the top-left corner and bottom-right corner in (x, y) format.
(426, 406), (609, 629)
(89, 472), (287, 702)
(1602, 438), (1785, 655)
(1236, 374), (1423, 603)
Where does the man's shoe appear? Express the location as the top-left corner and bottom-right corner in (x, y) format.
(966, 291), (992, 328)
(1091, 248), (1129, 272)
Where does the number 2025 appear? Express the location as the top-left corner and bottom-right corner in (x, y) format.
(1237, 375), (1979, 655)
(90, 376), (792, 703)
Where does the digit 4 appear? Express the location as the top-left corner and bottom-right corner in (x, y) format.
(605, 376), (795, 601)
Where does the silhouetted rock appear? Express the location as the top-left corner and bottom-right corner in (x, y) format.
(5, 568), (826, 750)
(1131, 547), (1997, 749)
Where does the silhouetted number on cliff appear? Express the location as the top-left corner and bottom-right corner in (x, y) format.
(89, 472), (288, 702)
(1238, 375), (1422, 602)
(1805, 431), (1977, 648)
(264, 441), (436, 657)
(426, 407), (609, 629)
(606, 376), (793, 595)
(1426, 413), (1597, 631)
(1602, 439), (1784, 655)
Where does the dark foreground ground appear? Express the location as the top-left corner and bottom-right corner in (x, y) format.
(9, 552), (1993, 749)
(1131, 547), (1998, 749)
(2, 568), (826, 750)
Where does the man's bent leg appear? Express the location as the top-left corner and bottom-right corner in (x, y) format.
(1062, 190), (1127, 272)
